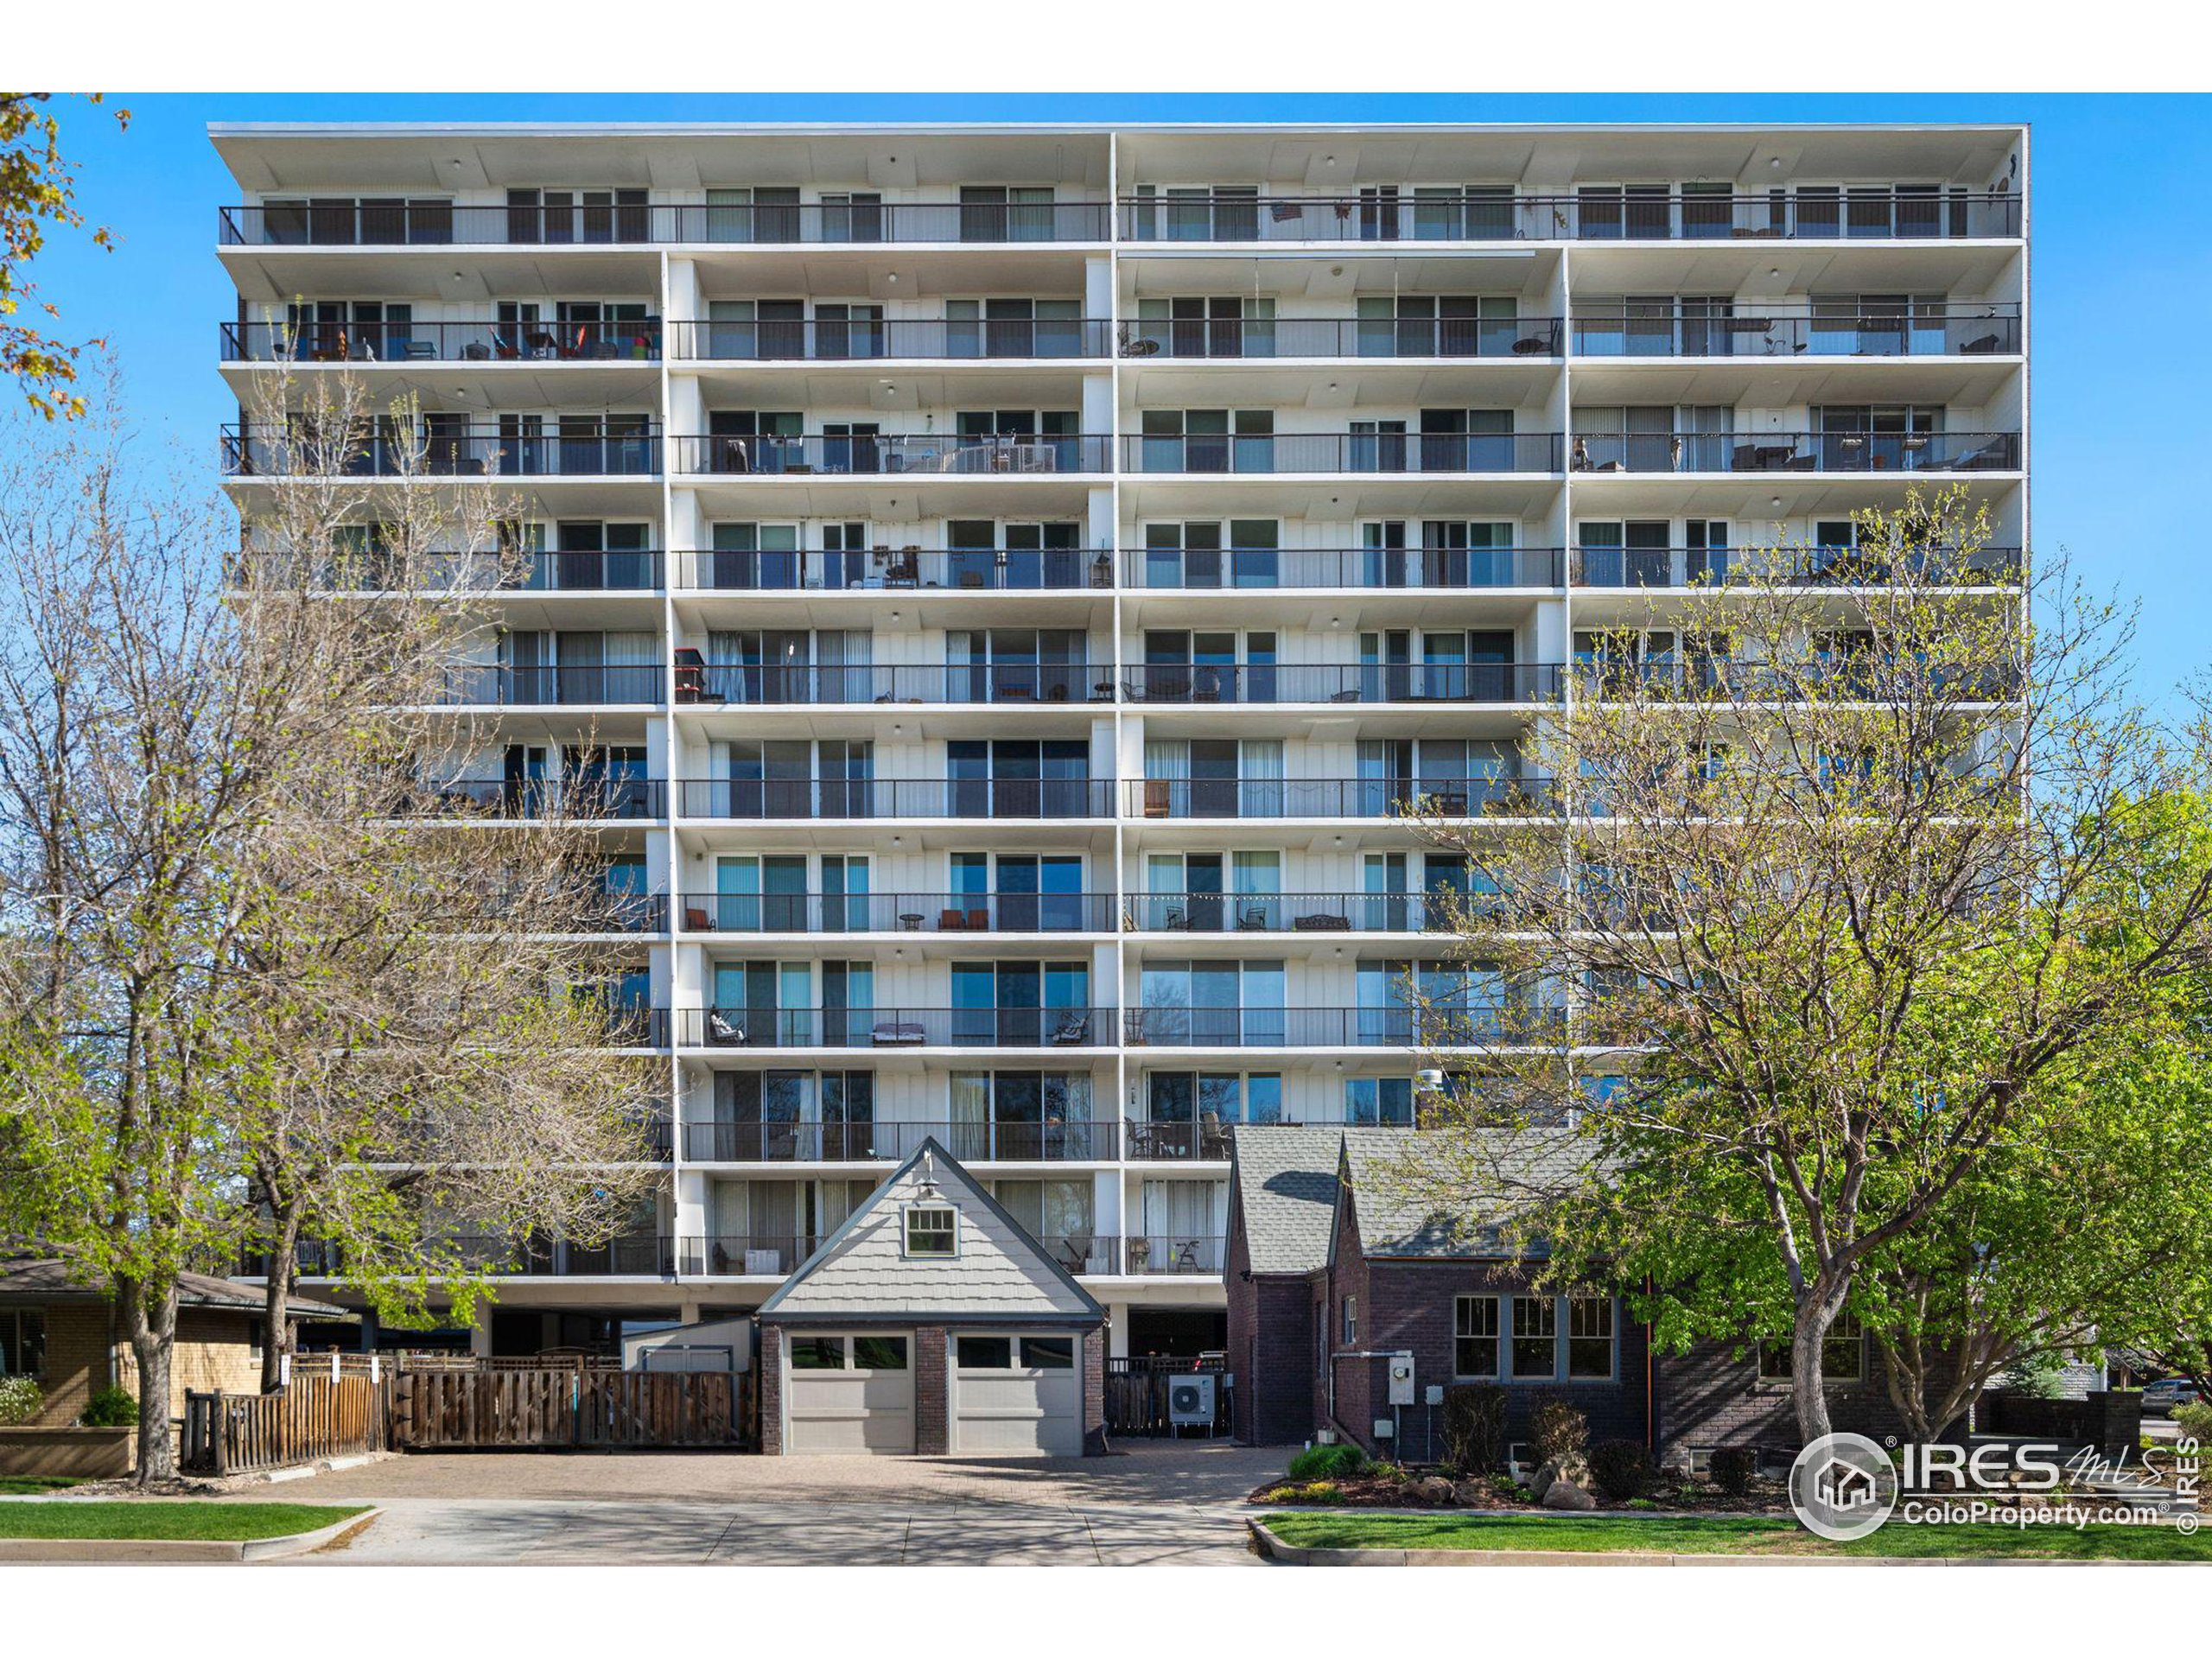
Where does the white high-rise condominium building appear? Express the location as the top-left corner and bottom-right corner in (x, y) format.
(214, 122), (2027, 1367)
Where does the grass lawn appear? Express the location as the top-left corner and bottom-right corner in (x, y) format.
(0, 1502), (370, 1542)
(1262, 1511), (2212, 1563)
(0, 1477), (86, 1497)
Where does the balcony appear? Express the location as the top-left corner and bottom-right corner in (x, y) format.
(1121, 315), (1561, 359)
(672, 317), (1111, 361)
(594, 893), (669, 934)
(1125, 431), (1563, 474)
(1116, 189), (2021, 244)
(406, 777), (662, 821)
(680, 1118), (1119, 1165)
(675, 1006), (1109, 1050)
(1122, 661), (1562, 705)
(1128, 776), (1552, 821)
(438, 664), (660, 707)
(221, 318), (662, 364)
(679, 891), (1115, 935)
(1124, 1235), (1227, 1275)
(222, 423), (663, 478)
(677, 1231), (1130, 1277)
(679, 776), (1116, 822)
(1570, 543), (2023, 589)
(1569, 429), (2019, 474)
(1122, 1119), (1230, 1160)
(683, 661), (1115, 707)
(436, 1234), (676, 1276)
(219, 199), (1113, 246)
(1570, 305), (2020, 359)
(672, 432), (1112, 476)
(675, 546), (1113, 594)
(1125, 892), (1484, 934)
(1122, 544), (1563, 590)
(1122, 1007), (1561, 1047)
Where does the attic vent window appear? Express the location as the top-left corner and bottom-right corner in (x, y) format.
(905, 1204), (958, 1258)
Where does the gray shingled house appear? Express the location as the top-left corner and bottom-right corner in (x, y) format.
(755, 1139), (1107, 1456)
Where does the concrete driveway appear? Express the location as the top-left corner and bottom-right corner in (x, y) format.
(258, 1440), (1279, 1566)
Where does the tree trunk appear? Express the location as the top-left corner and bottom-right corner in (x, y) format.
(118, 1276), (180, 1484)
(1790, 1281), (1850, 1445)
(261, 1209), (303, 1391)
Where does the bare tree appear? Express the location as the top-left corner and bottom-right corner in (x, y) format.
(1382, 490), (2212, 1444)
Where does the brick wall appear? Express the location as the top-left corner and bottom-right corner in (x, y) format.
(22, 1304), (112, 1426)
(1082, 1327), (1107, 1455)
(112, 1310), (264, 1420)
(759, 1324), (785, 1455)
(913, 1325), (949, 1455)
(1224, 1218), (1319, 1446)
(1324, 1196), (1371, 1443)
(1655, 1338), (1954, 1465)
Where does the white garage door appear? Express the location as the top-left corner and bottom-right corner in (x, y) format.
(785, 1332), (914, 1454)
(953, 1332), (1082, 1456)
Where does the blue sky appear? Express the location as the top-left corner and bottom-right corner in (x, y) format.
(29, 92), (2212, 702)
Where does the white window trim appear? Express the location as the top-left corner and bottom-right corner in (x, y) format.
(902, 1202), (960, 1260)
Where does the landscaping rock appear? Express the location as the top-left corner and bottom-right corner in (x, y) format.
(1452, 1480), (1491, 1507)
(1542, 1477), (1598, 1511)
(1413, 1476), (1455, 1506)
(1528, 1459), (1562, 1502)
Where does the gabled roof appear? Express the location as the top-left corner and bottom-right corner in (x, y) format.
(0, 1256), (352, 1319)
(756, 1139), (1103, 1326)
(1338, 1128), (1592, 1261)
(1227, 1127), (1346, 1276)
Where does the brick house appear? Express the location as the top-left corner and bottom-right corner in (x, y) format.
(1225, 1128), (1911, 1467)
(0, 1256), (350, 1426)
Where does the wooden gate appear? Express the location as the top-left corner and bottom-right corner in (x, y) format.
(1104, 1356), (1230, 1437)
(181, 1376), (390, 1475)
(390, 1367), (754, 1450)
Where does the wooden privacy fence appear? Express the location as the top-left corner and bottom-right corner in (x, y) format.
(181, 1375), (390, 1475)
(390, 1367), (754, 1451)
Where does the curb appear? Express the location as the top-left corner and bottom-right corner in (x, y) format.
(1244, 1518), (2183, 1567)
(0, 1507), (379, 1564)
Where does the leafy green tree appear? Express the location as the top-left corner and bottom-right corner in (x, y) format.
(0, 93), (127, 417)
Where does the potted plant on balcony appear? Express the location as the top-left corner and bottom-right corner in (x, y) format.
(1127, 1236), (1151, 1270)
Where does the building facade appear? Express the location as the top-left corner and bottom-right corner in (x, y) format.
(213, 121), (2028, 1364)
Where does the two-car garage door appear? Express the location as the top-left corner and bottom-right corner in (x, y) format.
(953, 1332), (1082, 1456)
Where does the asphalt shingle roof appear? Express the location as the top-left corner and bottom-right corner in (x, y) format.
(1227, 1127), (1347, 1276)
(1339, 1128), (1592, 1259)
(0, 1256), (352, 1319)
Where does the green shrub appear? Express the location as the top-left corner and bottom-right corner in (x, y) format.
(1586, 1438), (1656, 1502)
(1287, 1441), (1368, 1481)
(0, 1376), (43, 1427)
(79, 1387), (138, 1427)
(1709, 1446), (1758, 1496)
(1528, 1395), (1589, 1465)
(2171, 1402), (2212, 1446)
(1261, 1480), (1344, 1505)
(1441, 1382), (1509, 1471)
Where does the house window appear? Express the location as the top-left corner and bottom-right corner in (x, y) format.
(1453, 1295), (1499, 1377)
(904, 1204), (958, 1258)
(790, 1336), (848, 1370)
(1342, 1295), (1357, 1344)
(1567, 1297), (1616, 1380)
(958, 1335), (1014, 1369)
(1758, 1312), (1866, 1382)
(851, 1336), (908, 1371)
(0, 1307), (45, 1378)
(1024, 1337), (1075, 1369)
(1510, 1295), (1557, 1379)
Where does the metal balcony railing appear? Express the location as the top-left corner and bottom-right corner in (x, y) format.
(1128, 776), (1552, 820)
(686, 662), (1115, 707)
(1569, 429), (2020, 474)
(434, 1234), (677, 1276)
(671, 317), (1112, 361)
(1124, 431), (1563, 474)
(1121, 661), (1562, 705)
(222, 423), (662, 478)
(680, 1118), (1120, 1165)
(672, 432), (1113, 476)
(1124, 891), (1493, 933)
(676, 1230), (1122, 1275)
(1116, 189), (2021, 244)
(1121, 544), (1563, 590)
(1569, 543), (2024, 588)
(437, 664), (661, 707)
(674, 1006), (1109, 1050)
(219, 200), (1113, 246)
(1122, 1007), (1562, 1047)
(592, 893), (669, 934)
(1123, 1236), (1228, 1274)
(1569, 305), (2020, 359)
(1118, 315), (1562, 359)
(221, 318), (663, 364)
(673, 546), (1114, 593)
(405, 778), (662, 821)
(679, 777), (1116, 821)
(230, 548), (665, 594)
(677, 891), (1115, 934)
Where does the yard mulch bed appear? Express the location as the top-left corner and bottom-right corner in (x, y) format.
(1250, 1469), (1799, 1514)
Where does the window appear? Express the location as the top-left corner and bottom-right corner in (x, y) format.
(1567, 1298), (1616, 1379)
(0, 1307), (44, 1378)
(958, 1335), (1014, 1369)
(1758, 1313), (1866, 1382)
(851, 1336), (908, 1371)
(1024, 1336), (1075, 1369)
(1453, 1295), (1499, 1378)
(1510, 1296), (1557, 1379)
(790, 1336), (847, 1370)
(1342, 1295), (1357, 1344)
(904, 1204), (958, 1258)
